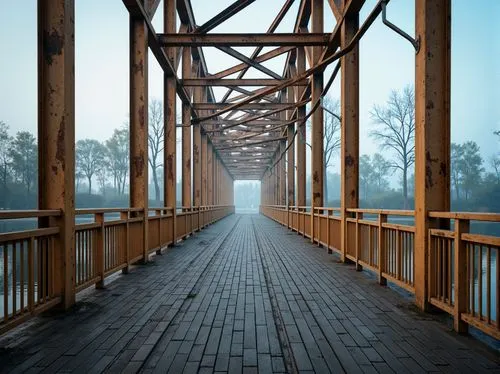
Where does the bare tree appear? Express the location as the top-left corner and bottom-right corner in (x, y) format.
(359, 154), (372, 201)
(76, 139), (106, 194)
(9, 131), (37, 195)
(490, 155), (500, 184)
(95, 157), (110, 196)
(0, 121), (12, 206)
(106, 126), (129, 195)
(149, 99), (164, 202)
(371, 153), (391, 194)
(451, 143), (463, 200)
(0, 122), (12, 190)
(322, 98), (341, 203)
(370, 85), (415, 208)
(75, 171), (85, 193)
(493, 130), (500, 183)
(307, 97), (341, 204)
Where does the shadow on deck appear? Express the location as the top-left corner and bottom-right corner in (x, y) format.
(0, 214), (498, 373)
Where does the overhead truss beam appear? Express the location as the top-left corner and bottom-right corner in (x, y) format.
(158, 33), (331, 46)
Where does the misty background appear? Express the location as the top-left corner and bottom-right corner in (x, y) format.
(0, 0), (499, 216)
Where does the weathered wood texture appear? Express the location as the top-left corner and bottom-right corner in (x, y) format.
(1, 215), (498, 373)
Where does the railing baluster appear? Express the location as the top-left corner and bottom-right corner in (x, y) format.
(3, 242), (8, 321)
(486, 246), (491, 325)
(12, 241), (16, 316)
(378, 214), (387, 285)
(28, 237), (34, 313)
(447, 236), (451, 303)
(95, 213), (105, 289)
(478, 245), (483, 320)
(121, 211), (130, 274)
(20, 241), (25, 312)
(496, 247), (499, 328)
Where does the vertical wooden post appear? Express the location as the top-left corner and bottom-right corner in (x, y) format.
(327, 210), (331, 253)
(311, 0), (324, 237)
(164, 0), (177, 244)
(201, 132), (208, 209)
(129, 6), (149, 262)
(378, 214), (387, 285)
(182, 39), (192, 210)
(95, 213), (105, 288)
(414, 0), (451, 310)
(207, 142), (213, 207)
(279, 139), (286, 206)
(287, 77), (295, 210)
(121, 211), (130, 273)
(355, 212), (362, 271)
(193, 86), (201, 231)
(454, 218), (469, 333)
(155, 209), (163, 254)
(38, 0), (75, 309)
(213, 156), (216, 206)
(296, 46), (306, 208)
(340, 6), (359, 263)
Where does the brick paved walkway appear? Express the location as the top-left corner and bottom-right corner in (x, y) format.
(0, 214), (498, 373)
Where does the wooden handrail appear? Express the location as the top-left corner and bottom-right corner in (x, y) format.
(428, 211), (500, 222)
(0, 210), (61, 219)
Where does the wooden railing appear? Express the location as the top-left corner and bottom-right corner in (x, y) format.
(260, 205), (499, 340)
(428, 211), (499, 339)
(0, 205), (234, 334)
(0, 210), (62, 332)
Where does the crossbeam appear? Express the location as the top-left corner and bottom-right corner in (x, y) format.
(183, 79), (307, 87)
(158, 33), (331, 46)
(195, 102), (298, 110)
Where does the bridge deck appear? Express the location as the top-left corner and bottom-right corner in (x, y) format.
(0, 215), (498, 373)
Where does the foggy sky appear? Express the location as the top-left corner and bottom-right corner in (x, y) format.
(0, 0), (499, 185)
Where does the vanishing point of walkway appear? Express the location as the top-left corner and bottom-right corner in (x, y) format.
(0, 215), (498, 373)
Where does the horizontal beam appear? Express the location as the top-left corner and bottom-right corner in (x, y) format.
(183, 79), (307, 87)
(215, 136), (287, 150)
(195, 102), (295, 110)
(201, 119), (285, 126)
(158, 33), (331, 46)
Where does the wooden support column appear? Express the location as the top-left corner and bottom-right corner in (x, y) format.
(273, 157), (278, 205)
(38, 0), (75, 309)
(279, 139), (286, 205)
(214, 151), (217, 205)
(296, 46), (306, 207)
(217, 158), (221, 205)
(193, 86), (202, 209)
(164, 0), (177, 240)
(340, 7), (359, 261)
(130, 6), (149, 261)
(182, 38), (191, 209)
(311, 0), (324, 242)
(230, 175), (234, 206)
(207, 142), (213, 206)
(201, 132), (208, 206)
(414, 0), (451, 310)
(287, 76), (295, 208)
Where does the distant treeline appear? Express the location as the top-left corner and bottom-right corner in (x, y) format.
(1, 116), (498, 212)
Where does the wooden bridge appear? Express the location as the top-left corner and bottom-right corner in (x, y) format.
(1, 0), (499, 373)
(1, 215), (499, 373)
